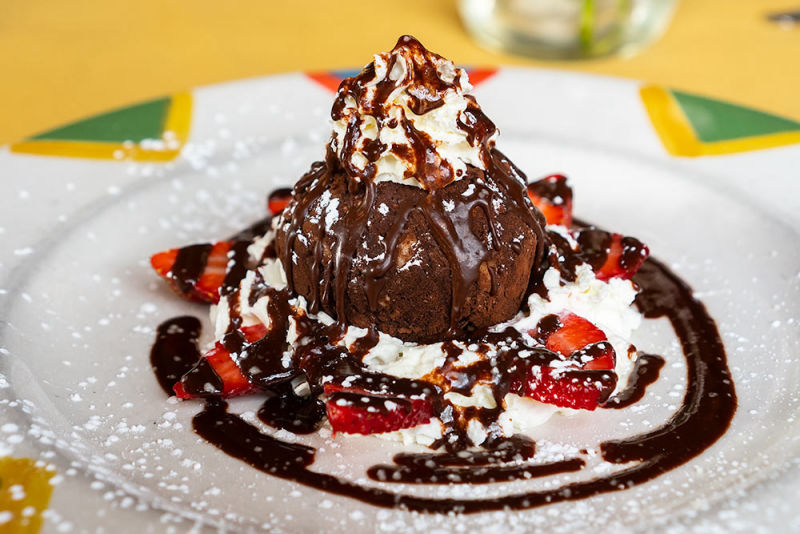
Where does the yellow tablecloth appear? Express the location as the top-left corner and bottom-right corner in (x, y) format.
(1, 0), (798, 145)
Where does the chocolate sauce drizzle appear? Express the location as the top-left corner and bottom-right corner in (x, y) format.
(171, 245), (213, 295)
(604, 354), (665, 409)
(151, 254), (736, 514)
(149, 316), (202, 396)
(163, 229), (264, 301)
(221, 240), (251, 296)
(546, 227), (647, 283)
(258, 383), (326, 435)
(368, 435), (585, 484)
(330, 35), (496, 190)
(526, 174), (572, 206)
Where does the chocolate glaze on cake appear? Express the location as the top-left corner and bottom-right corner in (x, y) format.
(275, 155), (544, 342)
(274, 36), (545, 342)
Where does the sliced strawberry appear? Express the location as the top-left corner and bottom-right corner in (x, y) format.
(527, 174), (573, 227)
(593, 233), (649, 281)
(524, 366), (616, 410)
(178, 342), (252, 398)
(151, 241), (233, 303)
(323, 383), (433, 435)
(547, 227), (650, 284)
(174, 324), (266, 399)
(268, 187), (293, 216)
(570, 340), (616, 370)
(150, 250), (178, 280)
(194, 242), (232, 300)
(527, 313), (617, 409)
(536, 313), (606, 358)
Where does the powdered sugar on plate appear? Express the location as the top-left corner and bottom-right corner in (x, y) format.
(1, 75), (800, 532)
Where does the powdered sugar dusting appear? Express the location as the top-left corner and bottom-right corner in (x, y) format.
(1, 94), (799, 533)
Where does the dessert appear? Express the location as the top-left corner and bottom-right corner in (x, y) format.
(274, 40), (544, 343)
(148, 36), (736, 513)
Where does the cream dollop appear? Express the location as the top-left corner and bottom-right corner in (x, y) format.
(328, 35), (497, 190)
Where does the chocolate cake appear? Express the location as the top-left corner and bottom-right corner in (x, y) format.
(274, 36), (545, 342)
(275, 159), (544, 342)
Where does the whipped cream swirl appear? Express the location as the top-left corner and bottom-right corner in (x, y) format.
(328, 35), (497, 190)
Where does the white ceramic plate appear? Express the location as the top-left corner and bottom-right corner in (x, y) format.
(2, 68), (800, 533)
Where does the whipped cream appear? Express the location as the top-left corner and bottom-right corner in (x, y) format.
(328, 35), (497, 190)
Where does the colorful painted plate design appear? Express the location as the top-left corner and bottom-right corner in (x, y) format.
(1, 68), (799, 533)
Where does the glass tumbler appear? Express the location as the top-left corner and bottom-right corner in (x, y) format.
(458, 0), (678, 60)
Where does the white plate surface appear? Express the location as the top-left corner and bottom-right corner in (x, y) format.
(1, 68), (800, 533)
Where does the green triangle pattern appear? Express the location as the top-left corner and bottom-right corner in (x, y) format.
(671, 90), (800, 143)
(32, 97), (170, 143)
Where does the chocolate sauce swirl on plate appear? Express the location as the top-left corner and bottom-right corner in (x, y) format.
(150, 316), (202, 396)
(604, 354), (665, 409)
(151, 254), (737, 514)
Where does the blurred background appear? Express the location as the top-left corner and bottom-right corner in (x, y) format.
(1, 0), (798, 145)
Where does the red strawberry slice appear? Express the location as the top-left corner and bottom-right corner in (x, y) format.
(527, 174), (573, 227)
(571, 341), (616, 371)
(176, 342), (252, 398)
(268, 187), (293, 216)
(526, 313), (617, 409)
(151, 241), (233, 303)
(535, 312), (616, 369)
(174, 324), (266, 399)
(323, 383), (434, 435)
(536, 313), (606, 357)
(594, 233), (649, 281)
(524, 366), (616, 410)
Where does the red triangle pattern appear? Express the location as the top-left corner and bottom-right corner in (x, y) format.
(307, 67), (499, 93)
